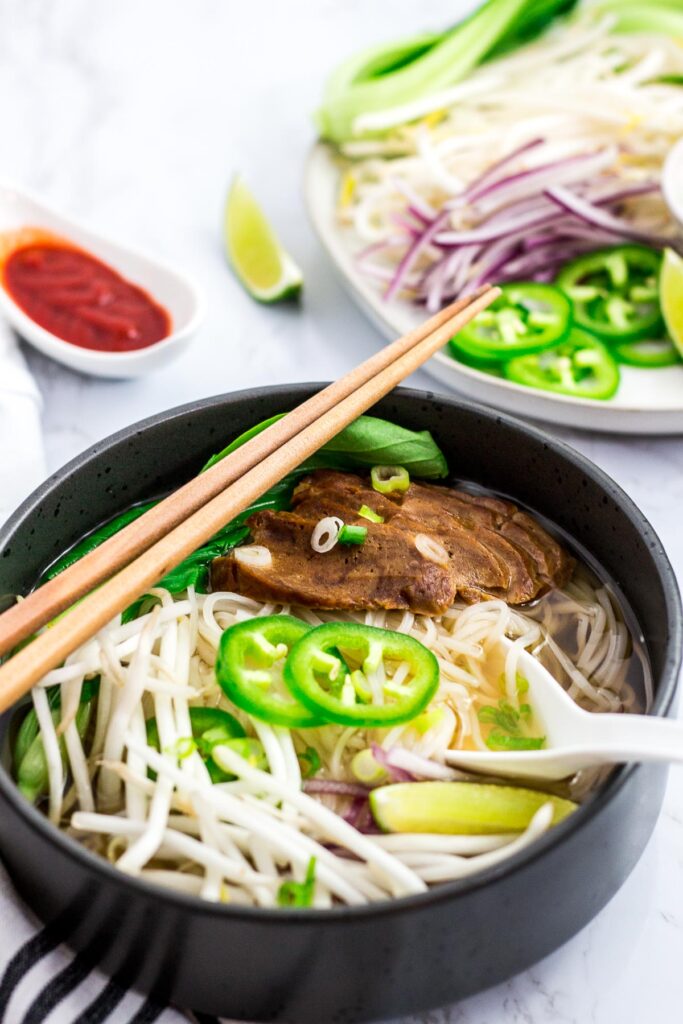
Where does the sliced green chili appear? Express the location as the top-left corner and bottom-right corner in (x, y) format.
(146, 705), (246, 783)
(503, 329), (620, 400)
(450, 282), (572, 361)
(556, 245), (663, 342)
(611, 337), (681, 368)
(284, 621), (438, 727)
(371, 465), (410, 494)
(358, 504), (384, 523)
(215, 615), (322, 728)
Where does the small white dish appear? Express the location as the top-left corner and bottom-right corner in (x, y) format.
(305, 143), (683, 436)
(0, 182), (205, 378)
(663, 136), (683, 230)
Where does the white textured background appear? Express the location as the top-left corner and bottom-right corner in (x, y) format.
(0, 1), (682, 1021)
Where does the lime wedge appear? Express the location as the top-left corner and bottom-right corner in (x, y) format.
(660, 247), (683, 356)
(224, 175), (302, 303)
(370, 782), (576, 834)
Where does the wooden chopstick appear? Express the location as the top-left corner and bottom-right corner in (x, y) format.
(0, 286), (490, 660)
(0, 285), (499, 711)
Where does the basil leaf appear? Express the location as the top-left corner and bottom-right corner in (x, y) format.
(40, 413), (447, 626)
(202, 413), (448, 480)
(306, 415), (448, 478)
(43, 502), (155, 581)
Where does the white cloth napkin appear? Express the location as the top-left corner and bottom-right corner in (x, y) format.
(0, 321), (46, 526)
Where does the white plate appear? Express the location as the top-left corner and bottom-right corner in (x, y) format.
(305, 143), (683, 435)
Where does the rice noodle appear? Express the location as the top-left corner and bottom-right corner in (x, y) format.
(22, 536), (642, 907)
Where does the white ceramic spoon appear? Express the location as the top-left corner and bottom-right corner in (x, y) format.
(444, 638), (683, 781)
(0, 181), (205, 377)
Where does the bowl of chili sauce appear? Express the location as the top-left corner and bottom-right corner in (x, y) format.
(0, 184), (205, 377)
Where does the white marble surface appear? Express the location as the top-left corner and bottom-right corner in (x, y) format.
(0, 1), (682, 1021)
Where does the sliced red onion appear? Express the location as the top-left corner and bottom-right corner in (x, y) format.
(303, 779), (371, 798)
(356, 236), (408, 264)
(481, 194), (557, 227)
(544, 185), (675, 247)
(583, 180), (661, 207)
(391, 176), (436, 221)
(497, 242), (592, 280)
(448, 137), (545, 208)
(385, 748), (463, 781)
(384, 209), (451, 302)
(435, 207), (563, 246)
(471, 147), (618, 215)
(390, 212), (422, 238)
(343, 797), (373, 830)
(422, 246), (481, 310)
(371, 743), (415, 783)
(407, 204), (432, 226)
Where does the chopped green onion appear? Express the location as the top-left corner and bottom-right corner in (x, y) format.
(277, 857), (317, 907)
(478, 697), (544, 749)
(358, 504), (384, 523)
(351, 747), (387, 783)
(167, 736), (197, 761)
(478, 700), (521, 734)
(411, 707), (444, 735)
(338, 524), (368, 545)
(211, 737), (268, 772)
(298, 745), (321, 779)
(498, 672), (528, 696)
(486, 730), (545, 751)
(371, 465), (410, 494)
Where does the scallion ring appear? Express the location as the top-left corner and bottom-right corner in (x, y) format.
(311, 516), (344, 553)
(371, 465), (410, 495)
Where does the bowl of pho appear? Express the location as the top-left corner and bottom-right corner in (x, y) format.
(0, 384), (679, 1022)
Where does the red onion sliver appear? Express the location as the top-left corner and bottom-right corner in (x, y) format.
(544, 185), (676, 247)
(304, 779), (371, 798)
(371, 744), (416, 783)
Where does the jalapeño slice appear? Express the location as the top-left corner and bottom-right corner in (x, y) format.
(504, 328), (620, 400)
(215, 615), (321, 728)
(556, 245), (663, 343)
(450, 282), (572, 362)
(284, 621), (439, 727)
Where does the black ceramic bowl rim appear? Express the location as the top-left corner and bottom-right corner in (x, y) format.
(0, 384), (681, 927)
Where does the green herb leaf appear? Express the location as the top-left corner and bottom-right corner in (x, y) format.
(204, 413), (448, 480)
(39, 413), (447, 629)
(478, 700), (521, 734)
(485, 730), (546, 751)
(43, 503), (155, 582)
(298, 746), (322, 779)
(277, 857), (317, 907)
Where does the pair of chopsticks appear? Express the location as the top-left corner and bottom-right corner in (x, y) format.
(0, 285), (499, 712)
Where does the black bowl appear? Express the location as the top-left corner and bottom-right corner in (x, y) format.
(0, 385), (680, 1023)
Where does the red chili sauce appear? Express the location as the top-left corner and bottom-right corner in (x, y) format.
(3, 238), (171, 352)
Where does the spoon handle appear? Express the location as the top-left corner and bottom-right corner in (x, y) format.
(585, 712), (683, 765)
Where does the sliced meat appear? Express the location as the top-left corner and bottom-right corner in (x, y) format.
(501, 510), (574, 583)
(210, 470), (574, 613)
(211, 509), (456, 615)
